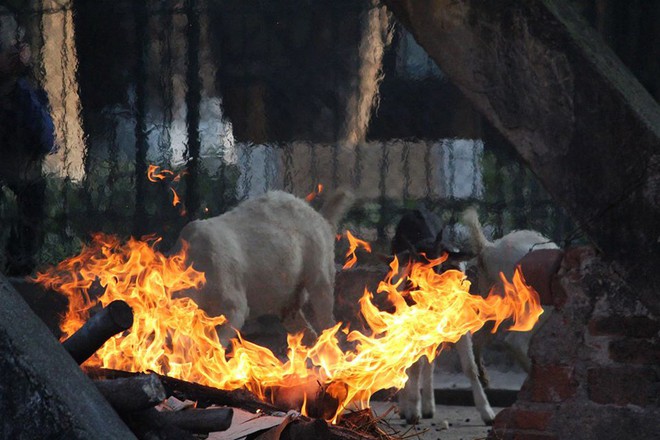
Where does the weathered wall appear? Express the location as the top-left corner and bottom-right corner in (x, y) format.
(492, 247), (660, 440)
(382, 0), (660, 315)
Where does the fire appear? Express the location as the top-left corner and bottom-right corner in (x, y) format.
(147, 165), (186, 213)
(147, 164), (175, 182)
(305, 183), (324, 202)
(343, 230), (372, 269)
(34, 233), (542, 423)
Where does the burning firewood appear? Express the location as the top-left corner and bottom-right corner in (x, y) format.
(94, 374), (167, 413)
(87, 368), (399, 440)
(61, 300), (134, 364)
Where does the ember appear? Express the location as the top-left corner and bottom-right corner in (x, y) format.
(34, 233), (542, 423)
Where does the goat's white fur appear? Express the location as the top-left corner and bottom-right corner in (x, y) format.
(176, 189), (353, 345)
(462, 207), (558, 287)
(462, 207), (558, 372)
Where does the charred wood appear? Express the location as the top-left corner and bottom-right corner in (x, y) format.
(62, 300), (134, 364)
(281, 418), (375, 440)
(86, 367), (282, 414)
(129, 407), (233, 434)
(94, 374), (167, 413)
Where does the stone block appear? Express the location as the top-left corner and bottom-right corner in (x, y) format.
(608, 338), (660, 365)
(587, 366), (658, 406)
(0, 275), (136, 439)
(528, 364), (578, 403)
(588, 315), (660, 338)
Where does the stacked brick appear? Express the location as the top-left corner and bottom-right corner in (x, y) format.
(490, 247), (660, 440)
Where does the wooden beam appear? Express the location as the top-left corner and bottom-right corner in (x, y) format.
(383, 0), (660, 313)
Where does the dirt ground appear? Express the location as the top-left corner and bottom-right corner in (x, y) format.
(366, 367), (525, 440)
(370, 401), (501, 440)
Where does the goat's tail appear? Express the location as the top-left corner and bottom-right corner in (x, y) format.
(319, 187), (355, 229)
(461, 207), (491, 254)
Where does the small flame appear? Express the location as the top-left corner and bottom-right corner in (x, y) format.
(170, 188), (181, 207)
(305, 184), (324, 202)
(147, 165), (175, 182)
(147, 164), (186, 212)
(34, 234), (542, 423)
(343, 231), (372, 269)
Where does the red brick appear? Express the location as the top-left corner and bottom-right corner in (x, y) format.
(516, 249), (563, 306)
(512, 409), (553, 431)
(512, 433), (558, 440)
(589, 315), (660, 338)
(492, 407), (514, 430)
(489, 428), (558, 440)
(493, 407), (553, 430)
(609, 338), (660, 364)
(529, 364), (578, 403)
(587, 366), (659, 406)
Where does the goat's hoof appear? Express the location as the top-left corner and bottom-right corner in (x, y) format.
(405, 415), (420, 425)
(422, 411), (435, 419)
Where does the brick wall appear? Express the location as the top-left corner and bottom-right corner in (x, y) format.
(490, 247), (660, 440)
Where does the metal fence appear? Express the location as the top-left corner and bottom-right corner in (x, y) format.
(0, 0), (576, 272)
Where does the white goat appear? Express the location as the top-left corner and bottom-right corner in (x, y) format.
(461, 207), (559, 375)
(391, 209), (495, 425)
(176, 189), (354, 345)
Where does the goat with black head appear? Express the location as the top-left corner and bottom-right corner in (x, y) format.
(389, 208), (495, 425)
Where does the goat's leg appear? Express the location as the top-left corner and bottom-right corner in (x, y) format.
(456, 333), (495, 425)
(281, 308), (318, 344)
(302, 277), (337, 336)
(471, 331), (491, 388)
(420, 356), (435, 419)
(398, 360), (422, 424)
(212, 292), (249, 348)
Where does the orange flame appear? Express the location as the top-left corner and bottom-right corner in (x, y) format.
(305, 184), (324, 202)
(147, 164), (186, 212)
(170, 188), (181, 207)
(34, 234), (542, 423)
(147, 165), (175, 182)
(343, 231), (372, 269)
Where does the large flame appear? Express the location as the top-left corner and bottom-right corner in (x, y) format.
(34, 233), (542, 422)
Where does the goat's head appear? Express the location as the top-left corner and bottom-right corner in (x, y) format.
(381, 209), (475, 275)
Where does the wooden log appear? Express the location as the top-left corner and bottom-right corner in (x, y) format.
(86, 367), (282, 414)
(62, 300), (134, 364)
(94, 374), (166, 413)
(131, 407), (233, 434)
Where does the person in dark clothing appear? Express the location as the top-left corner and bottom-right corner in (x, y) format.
(0, 6), (56, 275)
